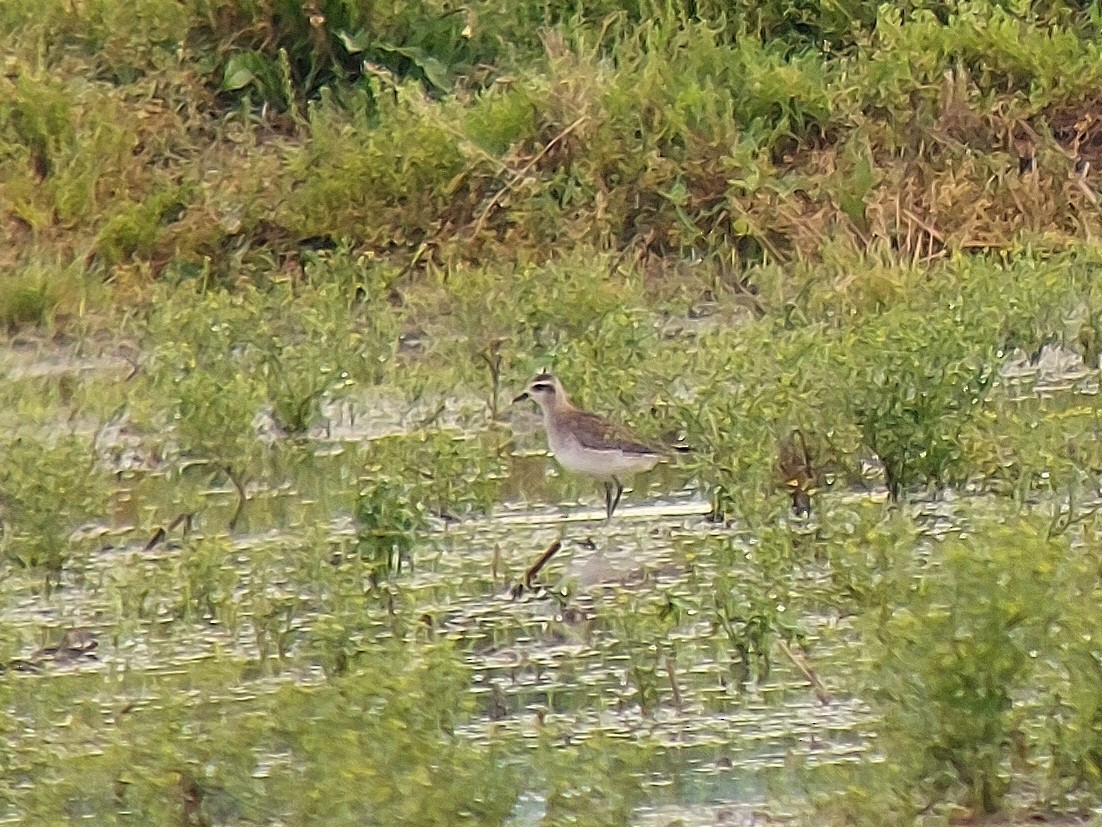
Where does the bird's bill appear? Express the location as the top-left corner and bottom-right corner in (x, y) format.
(512, 391), (530, 404)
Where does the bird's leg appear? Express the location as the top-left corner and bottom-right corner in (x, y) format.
(604, 481), (614, 520)
(610, 476), (624, 517)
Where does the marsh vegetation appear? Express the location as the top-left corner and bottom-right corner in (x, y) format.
(2, 0), (1102, 823)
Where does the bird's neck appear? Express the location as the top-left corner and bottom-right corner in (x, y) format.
(542, 396), (575, 423)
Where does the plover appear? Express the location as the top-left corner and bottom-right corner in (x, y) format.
(513, 373), (683, 519)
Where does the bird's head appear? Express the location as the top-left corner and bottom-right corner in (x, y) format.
(512, 372), (567, 411)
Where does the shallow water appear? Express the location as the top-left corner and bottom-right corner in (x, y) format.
(0, 440), (870, 823)
(1, 341), (1098, 824)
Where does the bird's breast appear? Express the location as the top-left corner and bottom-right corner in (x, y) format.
(546, 428), (659, 478)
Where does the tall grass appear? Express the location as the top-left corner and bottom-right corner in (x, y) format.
(0, 0), (1099, 319)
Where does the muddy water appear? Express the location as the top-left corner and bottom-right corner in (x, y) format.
(2, 343), (1096, 824)
(0, 432), (872, 825)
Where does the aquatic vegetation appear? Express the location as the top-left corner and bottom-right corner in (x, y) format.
(172, 535), (240, 623)
(398, 251), (639, 414)
(143, 286), (265, 528)
(698, 526), (813, 689)
(355, 475), (424, 577)
(251, 284), (359, 436)
(362, 429), (509, 519)
(667, 322), (856, 523)
(838, 305), (998, 499)
(827, 518), (1098, 818)
(0, 434), (108, 586)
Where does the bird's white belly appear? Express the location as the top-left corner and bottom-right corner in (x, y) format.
(547, 431), (659, 478)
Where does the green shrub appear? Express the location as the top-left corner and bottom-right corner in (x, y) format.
(667, 321), (856, 523)
(273, 641), (521, 826)
(23, 688), (267, 824)
(146, 286), (266, 530)
(966, 398), (1102, 500)
(361, 428), (508, 520)
(400, 251), (637, 411)
(172, 536), (239, 622)
(355, 476), (424, 576)
(0, 435), (108, 584)
(702, 526), (809, 689)
(838, 305), (997, 498)
(251, 282), (361, 435)
(840, 520), (1077, 816)
(1051, 579), (1102, 798)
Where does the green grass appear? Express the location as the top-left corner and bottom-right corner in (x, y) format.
(1, 0), (1100, 317)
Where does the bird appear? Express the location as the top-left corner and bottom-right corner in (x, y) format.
(512, 373), (685, 519)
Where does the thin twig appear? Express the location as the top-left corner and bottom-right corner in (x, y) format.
(510, 539), (563, 598)
(225, 466), (248, 532)
(900, 207), (944, 245)
(143, 511), (195, 552)
(665, 657), (684, 711)
(523, 539), (562, 587)
(776, 639), (832, 705)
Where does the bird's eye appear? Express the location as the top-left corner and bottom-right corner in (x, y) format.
(531, 382), (554, 393)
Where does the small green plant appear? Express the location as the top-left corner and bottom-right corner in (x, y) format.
(146, 286), (266, 530)
(967, 398), (1102, 502)
(409, 428), (508, 517)
(836, 519), (1077, 817)
(602, 591), (686, 715)
(355, 476), (424, 577)
(299, 244), (400, 386)
(668, 321), (855, 524)
(702, 527), (809, 690)
(819, 504), (922, 618)
(172, 536), (238, 623)
(243, 546), (304, 664)
(361, 429), (507, 521)
(0, 435), (108, 587)
(252, 282), (357, 436)
(839, 306), (996, 499)
(403, 252), (638, 407)
(171, 361), (265, 530)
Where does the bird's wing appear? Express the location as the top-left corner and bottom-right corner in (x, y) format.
(569, 411), (661, 455)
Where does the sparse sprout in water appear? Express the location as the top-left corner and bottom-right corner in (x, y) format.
(355, 476), (424, 577)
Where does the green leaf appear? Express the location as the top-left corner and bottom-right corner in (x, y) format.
(338, 29), (373, 54)
(375, 44), (453, 92)
(221, 54), (259, 92)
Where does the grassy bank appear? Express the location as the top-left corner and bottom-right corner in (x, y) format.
(3, 0), (1102, 317)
